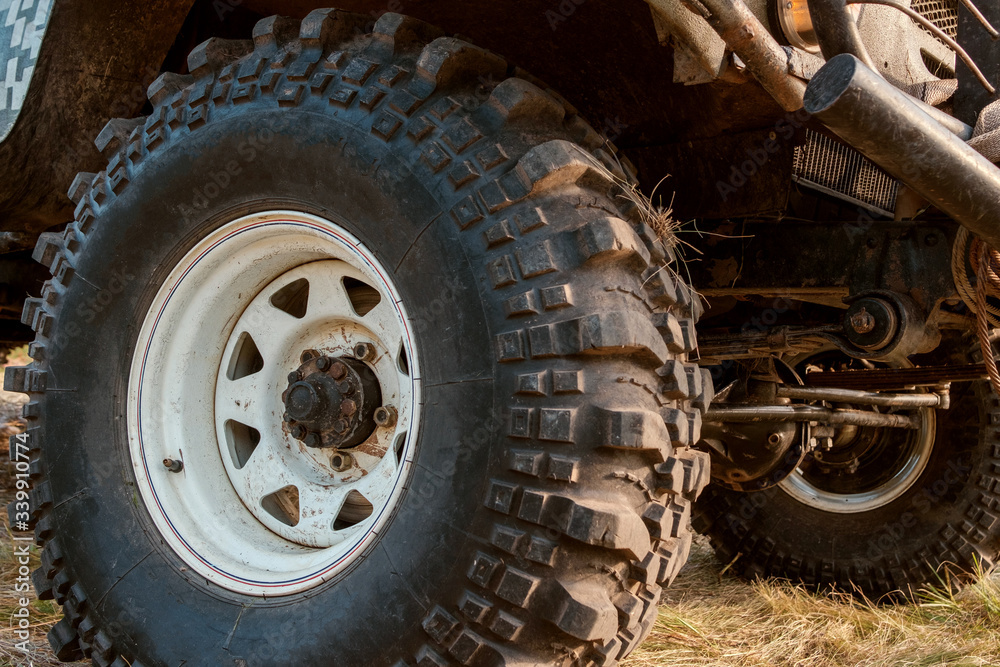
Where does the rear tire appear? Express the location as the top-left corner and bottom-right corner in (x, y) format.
(695, 347), (1000, 598)
(9, 11), (711, 665)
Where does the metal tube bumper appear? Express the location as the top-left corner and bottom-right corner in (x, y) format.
(805, 53), (1000, 248)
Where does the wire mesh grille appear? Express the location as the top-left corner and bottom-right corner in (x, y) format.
(792, 130), (899, 215)
(911, 0), (959, 39)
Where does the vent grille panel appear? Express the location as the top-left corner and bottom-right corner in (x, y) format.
(792, 130), (899, 216)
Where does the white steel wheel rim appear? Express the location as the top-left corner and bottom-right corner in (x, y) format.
(127, 211), (420, 596)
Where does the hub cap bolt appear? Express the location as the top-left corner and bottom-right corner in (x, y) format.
(333, 419), (349, 434)
(341, 398), (357, 416)
(354, 342), (374, 361)
(374, 405), (397, 428)
(330, 451), (353, 472)
(163, 458), (184, 473)
(338, 381), (352, 394)
(290, 424), (307, 440)
(848, 307), (876, 335)
(287, 370), (301, 384)
(316, 356), (332, 372)
(330, 361), (348, 380)
(304, 433), (322, 448)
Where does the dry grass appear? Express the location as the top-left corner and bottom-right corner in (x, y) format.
(626, 537), (1000, 667)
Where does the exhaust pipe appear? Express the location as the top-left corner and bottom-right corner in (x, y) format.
(805, 54), (1000, 248)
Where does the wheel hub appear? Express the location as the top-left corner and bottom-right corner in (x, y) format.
(283, 351), (382, 449)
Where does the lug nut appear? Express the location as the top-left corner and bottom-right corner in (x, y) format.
(354, 342), (374, 361)
(300, 349), (320, 363)
(287, 370), (301, 384)
(304, 433), (322, 448)
(374, 406), (397, 428)
(163, 458), (184, 473)
(330, 451), (353, 472)
(330, 361), (348, 380)
(316, 356), (332, 372)
(290, 424), (307, 440)
(333, 419), (349, 434)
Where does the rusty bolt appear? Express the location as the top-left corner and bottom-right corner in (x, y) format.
(287, 370), (301, 384)
(338, 381), (353, 395)
(300, 349), (320, 363)
(330, 451), (353, 472)
(304, 433), (322, 448)
(341, 398), (357, 417)
(374, 406), (397, 428)
(354, 342), (374, 361)
(848, 307), (876, 335)
(316, 356), (332, 372)
(163, 458), (184, 473)
(330, 361), (347, 380)
(333, 419), (349, 434)
(290, 424), (307, 440)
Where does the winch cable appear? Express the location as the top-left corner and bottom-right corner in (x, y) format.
(951, 100), (1000, 395)
(974, 244), (1000, 397)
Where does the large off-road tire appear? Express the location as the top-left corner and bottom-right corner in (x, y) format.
(8, 11), (711, 666)
(694, 348), (1000, 599)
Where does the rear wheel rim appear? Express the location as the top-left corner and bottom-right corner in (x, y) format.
(778, 351), (934, 514)
(127, 210), (420, 596)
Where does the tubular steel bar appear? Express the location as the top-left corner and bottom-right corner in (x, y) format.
(706, 405), (920, 428)
(805, 54), (1000, 249)
(775, 385), (943, 407)
(695, 0), (809, 111)
(692, 0), (973, 136)
(806, 0), (875, 68)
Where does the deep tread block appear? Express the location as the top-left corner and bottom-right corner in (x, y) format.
(656, 450), (711, 498)
(146, 72), (194, 107)
(536, 579), (618, 642)
(484, 77), (565, 127)
(412, 37), (506, 95)
(252, 15), (301, 54)
(577, 216), (650, 268)
(373, 13), (444, 52)
(517, 491), (650, 559)
(596, 408), (671, 461)
(48, 617), (84, 661)
(186, 38), (254, 78)
(66, 173), (97, 206)
(95, 118), (146, 158)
